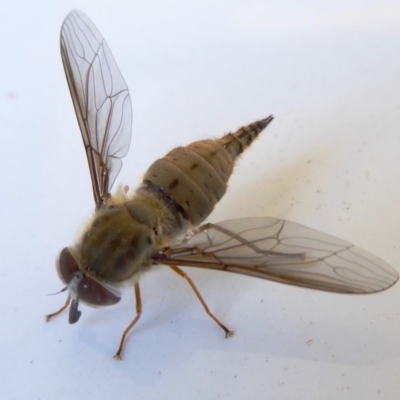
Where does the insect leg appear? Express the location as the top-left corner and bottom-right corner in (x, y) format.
(114, 282), (142, 360)
(45, 295), (71, 322)
(169, 265), (234, 338)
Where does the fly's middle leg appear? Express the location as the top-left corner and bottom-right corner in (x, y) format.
(169, 265), (234, 338)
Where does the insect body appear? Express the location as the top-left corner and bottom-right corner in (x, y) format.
(47, 10), (399, 359)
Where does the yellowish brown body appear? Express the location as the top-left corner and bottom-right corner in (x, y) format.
(77, 118), (271, 285)
(49, 11), (398, 360)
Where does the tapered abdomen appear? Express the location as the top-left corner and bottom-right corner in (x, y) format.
(142, 117), (273, 228)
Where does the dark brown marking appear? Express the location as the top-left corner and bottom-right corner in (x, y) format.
(190, 163), (198, 170)
(168, 178), (179, 190)
(142, 180), (189, 223)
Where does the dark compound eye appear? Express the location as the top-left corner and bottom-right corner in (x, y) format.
(77, 275), (121, 306)
(57, 247), (79, 284)
(57, 247), (121, 306)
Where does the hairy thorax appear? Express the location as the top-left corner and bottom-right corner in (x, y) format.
(77, 200), (159, 283)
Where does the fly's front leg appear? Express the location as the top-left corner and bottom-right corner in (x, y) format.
(45, 295), (71, 322)
(169, 265), (234, 338)
(114, 282), (142, 360)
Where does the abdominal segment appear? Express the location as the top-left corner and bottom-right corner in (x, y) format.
(142, 117), (273, 227)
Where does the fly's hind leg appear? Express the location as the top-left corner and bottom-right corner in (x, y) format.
(169, 265), (234, 338)
(45, 295), (71, 322)
(114, 282), (142, 360)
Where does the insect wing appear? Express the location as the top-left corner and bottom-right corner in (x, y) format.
(156, 217), (398, 294)
(60, 10), (132, 207)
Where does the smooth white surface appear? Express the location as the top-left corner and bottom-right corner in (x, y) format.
(1, 1), (400, 399)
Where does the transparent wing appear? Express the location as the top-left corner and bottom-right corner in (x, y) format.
(60, 10), (132, 208)
(154, 217), (398, 294)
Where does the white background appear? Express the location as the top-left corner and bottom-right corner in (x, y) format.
(1, 0), (400, 399)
